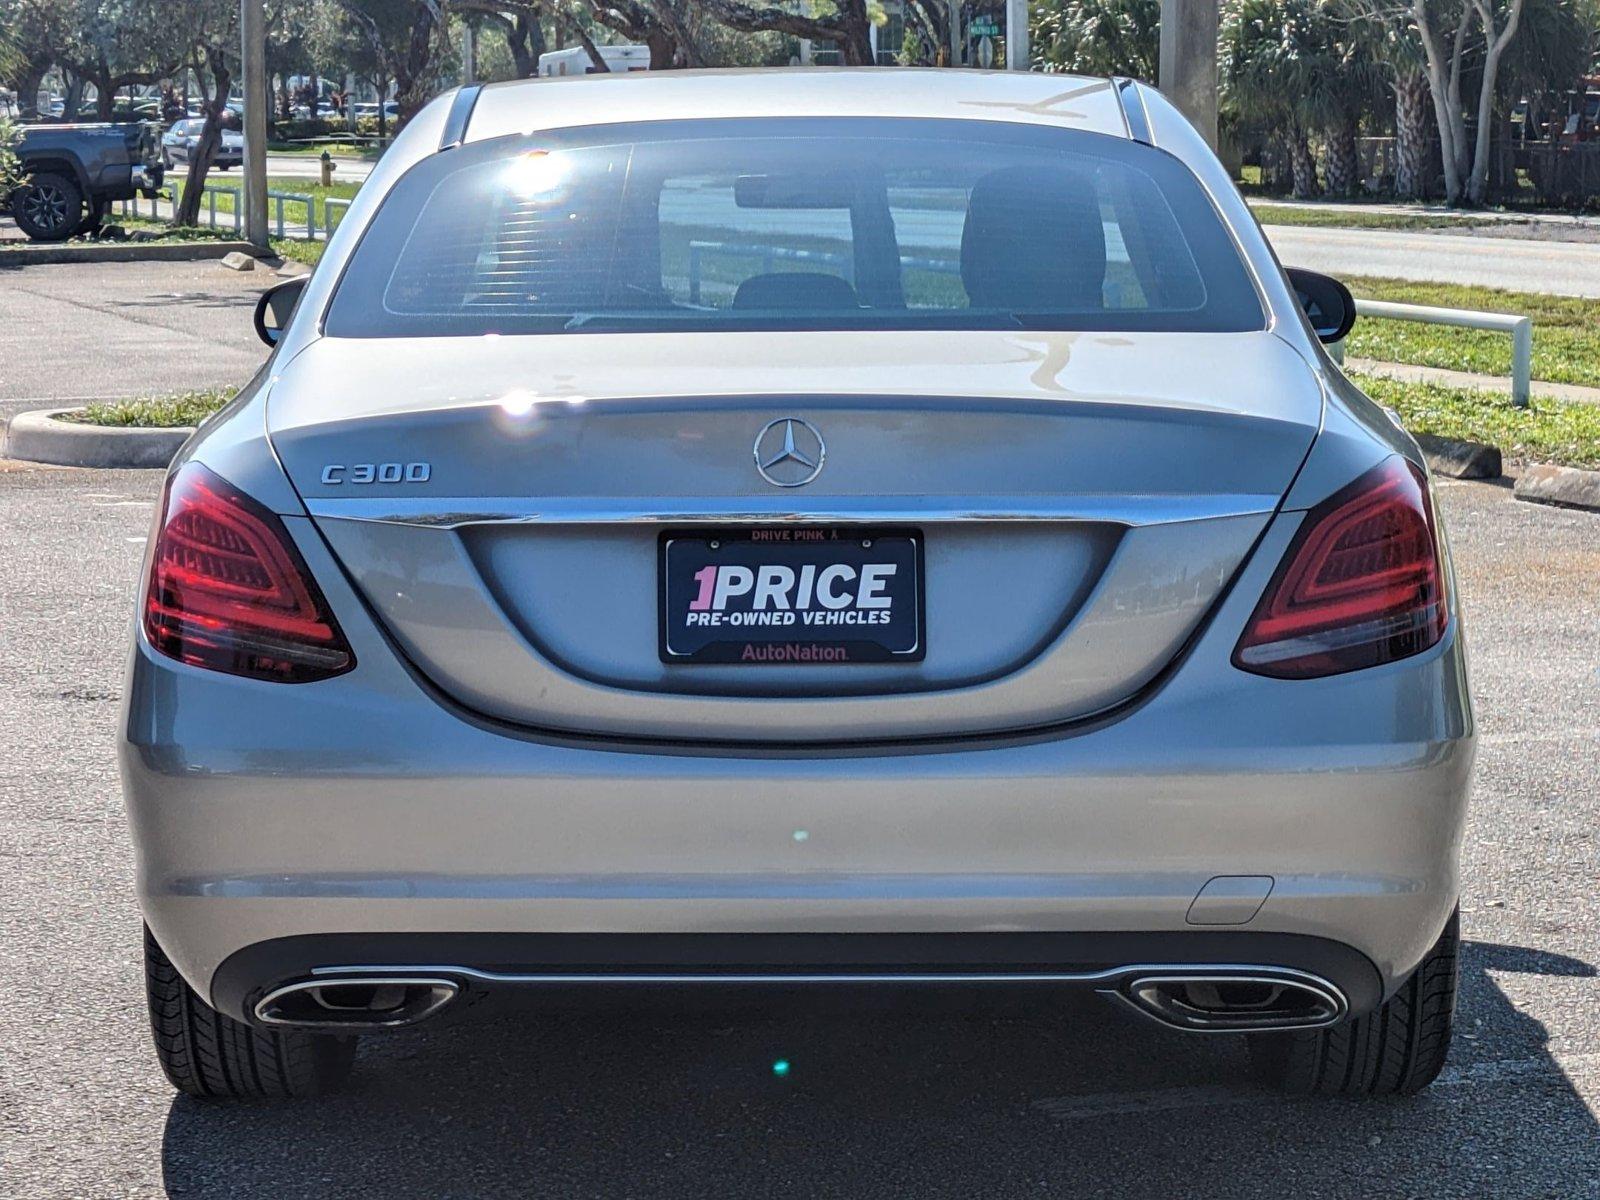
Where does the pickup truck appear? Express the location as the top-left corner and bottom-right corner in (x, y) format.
(5, 122), (164, 241)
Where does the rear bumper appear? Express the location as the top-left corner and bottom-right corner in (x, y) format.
(213, 930), (1382, 1028)
(120, 512), (1475, 1019)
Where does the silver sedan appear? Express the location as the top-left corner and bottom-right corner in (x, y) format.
(121, 70), (1473, 1100)
(161, 117), (244, 170)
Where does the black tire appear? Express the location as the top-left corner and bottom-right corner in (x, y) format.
(144, 925), (358, 1099)
(11, 171), (85, 241)
(1249, 908), (1458, 1096)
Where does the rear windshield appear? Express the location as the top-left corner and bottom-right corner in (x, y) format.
(325, 117), (1264, 337)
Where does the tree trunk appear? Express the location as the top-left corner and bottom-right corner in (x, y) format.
(1393, 72), (1432, 199)
(573, 23), (611, 72)
(93, 64), (115, 119)
(175, 55), (232, 227)
(394, 6), (442, 124)
(16, 62), (49, 119)
(645, 29), (677, 69)
(838, 0), (876, 63)
(498, 11), (545, 77)
(63, 74), (85, 120)
(1323, 118), (1361, 198)
(1290, 127), (1319, 199)
(1467, 0), (1524, 206)
(700, 0), (875, 64)
(1414, 0), (1471, 205)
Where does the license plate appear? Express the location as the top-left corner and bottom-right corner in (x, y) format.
(660, 529), (924, 664)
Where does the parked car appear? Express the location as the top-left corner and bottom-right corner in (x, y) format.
(161, 117), (244, 170)
(5, 121), (162, 240)
(123, 70), (1473, 1101)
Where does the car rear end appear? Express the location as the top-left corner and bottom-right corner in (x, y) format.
(120, 74), (1472, 1095)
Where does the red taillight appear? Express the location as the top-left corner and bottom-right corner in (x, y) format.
(143, 464), (354, 683)
(1233, 457), (1448, 680)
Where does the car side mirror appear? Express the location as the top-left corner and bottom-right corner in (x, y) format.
(1285, 268), (1357, 345)
(254, 276), (307, 347)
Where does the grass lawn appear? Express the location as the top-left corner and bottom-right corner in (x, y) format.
(1343, 277), (1600, 390)
(268, 142), (381, 158)
(1351, 372), (1600, 470)
(109, 217), (327, 265)
(1253, 204), (1493, 232)
(68, 389), (235, 428)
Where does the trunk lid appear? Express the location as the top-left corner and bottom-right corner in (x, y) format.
(268, 330), (1321, 742)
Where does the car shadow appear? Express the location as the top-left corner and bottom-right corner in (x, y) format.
(159, 939), (1598, 1198)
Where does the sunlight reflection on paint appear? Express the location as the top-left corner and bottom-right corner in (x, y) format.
(499, 389), (538, 417)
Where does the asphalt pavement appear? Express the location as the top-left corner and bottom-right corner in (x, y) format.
(1264, 224), (1600, 297)
(0, 259), (269, 419)
(0, 449), (1597, 1196)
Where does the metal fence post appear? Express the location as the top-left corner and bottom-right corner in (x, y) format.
(1511, 318), (1532, 409)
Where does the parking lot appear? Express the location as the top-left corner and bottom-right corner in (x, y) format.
(1, 262), (1597, 1198)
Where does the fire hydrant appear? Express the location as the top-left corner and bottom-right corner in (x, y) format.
(320, 149), (336, 188)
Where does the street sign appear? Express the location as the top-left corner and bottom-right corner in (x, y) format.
(971, 16), (1001, 36)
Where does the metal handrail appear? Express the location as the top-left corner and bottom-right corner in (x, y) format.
(1335, 299), (1534, 407)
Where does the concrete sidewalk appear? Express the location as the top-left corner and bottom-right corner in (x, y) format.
(1345, 357), (1600, 406)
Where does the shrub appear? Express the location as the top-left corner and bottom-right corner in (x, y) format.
(268, 117), (343, 142)
(0, 114), (22, 193)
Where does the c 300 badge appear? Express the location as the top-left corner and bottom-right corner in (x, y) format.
(319, 461), (432, 485)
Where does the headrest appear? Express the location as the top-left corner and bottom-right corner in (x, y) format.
(960, 166), (1107, 312)
(732, 272), (861, 310)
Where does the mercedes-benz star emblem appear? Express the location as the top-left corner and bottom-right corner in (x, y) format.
(753, 418), (826, 488)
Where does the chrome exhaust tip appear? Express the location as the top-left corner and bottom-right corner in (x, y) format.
(1110, 970), (1345, 1032)
(254, 976), (460, 1029)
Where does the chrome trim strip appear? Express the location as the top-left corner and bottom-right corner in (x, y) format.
(438, 84), (483, 151)
(1113, 77), (1153, 145)
(303, 493), (1279, 530)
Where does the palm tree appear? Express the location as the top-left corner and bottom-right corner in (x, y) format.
(1224, 0), (1386, 198)
(1304, 6), (1387, 196)
(1358, 19), (1436, 199)
(1223, 0), (1323, 196)
(1032, 0), (1160, 79)
(1497, 0), (1595, 141)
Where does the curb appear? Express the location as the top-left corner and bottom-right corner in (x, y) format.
(1413, 434), (1502, 480)
(1514, 463), (1600, 513)
(2, 408), (193, 469)
(0, 240), (264, 269)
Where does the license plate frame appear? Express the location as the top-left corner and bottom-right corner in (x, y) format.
(658, 527), (924, 665)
